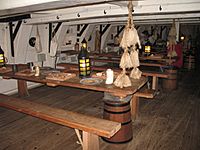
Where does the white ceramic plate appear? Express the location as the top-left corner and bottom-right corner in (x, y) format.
(80, 78), (103, 85)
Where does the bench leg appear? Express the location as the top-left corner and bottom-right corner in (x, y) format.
(82, 131), (99, 150)
(17, 80), (29, 97)
(130, 95), (139, 120)
(152, 76), (158, 90)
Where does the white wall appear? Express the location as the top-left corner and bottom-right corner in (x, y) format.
(0, 22), (63, 94)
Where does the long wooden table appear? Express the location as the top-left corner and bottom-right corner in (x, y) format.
(2, 69), (147, 98)
(57, 63), (169, 90)
(0, 65), (148, 145)
(89, 52), (176, 73)
(1, 66), (148, 121)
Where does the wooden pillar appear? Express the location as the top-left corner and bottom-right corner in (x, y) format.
(95, 30), (101, 53)
(152, 76), (158, 90)
(17, 79), (29, 97)
(82, 131), (99, 150)
(130, 95), (139, 120)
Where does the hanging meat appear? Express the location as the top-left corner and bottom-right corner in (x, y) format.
(130, 48), (139, 68)
(114, 0), (142, 88)
(120, 2), (141, 50)
(35, 26), (42, 53)
(114, 69), (132, 88)
(119, 48), (133, 69)
(167, 19), (177, 59)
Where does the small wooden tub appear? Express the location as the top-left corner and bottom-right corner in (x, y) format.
(103, 99), (133, 143)
(162, 69), (178, 91)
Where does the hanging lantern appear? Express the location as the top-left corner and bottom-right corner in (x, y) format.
(144, 41), (151, 56)
(78, 38), (91, 78)
(180, 34), (185, 41)
(0, 46), (6, 67)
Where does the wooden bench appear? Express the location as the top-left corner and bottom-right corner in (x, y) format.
(142, 71), (168, 90)
(0, 94), (121, 150)
(90, 58), (168, 68)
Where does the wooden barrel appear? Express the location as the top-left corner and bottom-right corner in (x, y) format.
(162, 69), (178, 91)
(103, 100), (132, 143)
(184, 55), (195, 70)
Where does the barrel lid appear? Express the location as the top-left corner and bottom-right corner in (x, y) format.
(103, 92), (132, 103)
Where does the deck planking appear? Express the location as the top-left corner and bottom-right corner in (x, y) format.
(0, 71), (200, 150)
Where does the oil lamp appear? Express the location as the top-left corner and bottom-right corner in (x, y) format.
(180, 34), (185, 41)
(144, 41), (151, 56)
(0, 46), (6, 67)
(78, 38), (91, 78)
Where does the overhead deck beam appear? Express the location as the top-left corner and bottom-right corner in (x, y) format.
(21, 0), (200, 25)
(1, 0), (200, 25)
(0, 14), (31, 22)
(0, 0), (140, 18)
(25, 11), (200, 26)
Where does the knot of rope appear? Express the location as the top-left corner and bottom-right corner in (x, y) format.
(127, 0), (134, 28)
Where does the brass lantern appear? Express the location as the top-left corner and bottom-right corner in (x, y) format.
(78, 38), (91, 78)
(144, 41), (151, 56)
(0, 46), (6, 67)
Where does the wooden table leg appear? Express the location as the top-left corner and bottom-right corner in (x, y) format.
(83, 131), (99, 150)
(130, 95), (139, 120)
(17, 79), (29, 97)
(152, 76), (158, 90)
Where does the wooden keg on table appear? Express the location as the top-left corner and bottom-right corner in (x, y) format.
(103, 99), (133, 143)
(162, 68), (178, 91)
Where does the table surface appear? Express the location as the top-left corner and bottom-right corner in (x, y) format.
(1, 67), (147, 98)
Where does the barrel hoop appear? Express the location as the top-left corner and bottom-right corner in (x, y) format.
(121, 120), (132, 125)
(102, 137), (133, 144)
(104, 108), (131, 114)
(104, 101), (130, 107)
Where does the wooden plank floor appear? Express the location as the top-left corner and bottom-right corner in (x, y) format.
(0, 71), (200, 150)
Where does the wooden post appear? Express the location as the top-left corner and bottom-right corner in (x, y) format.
(152, 76), (158, 90)
(95, 30), (101, 53)
(130, 95), (139, 120)
(17, 79), (29, 97)
(82, 131), (99, 150)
